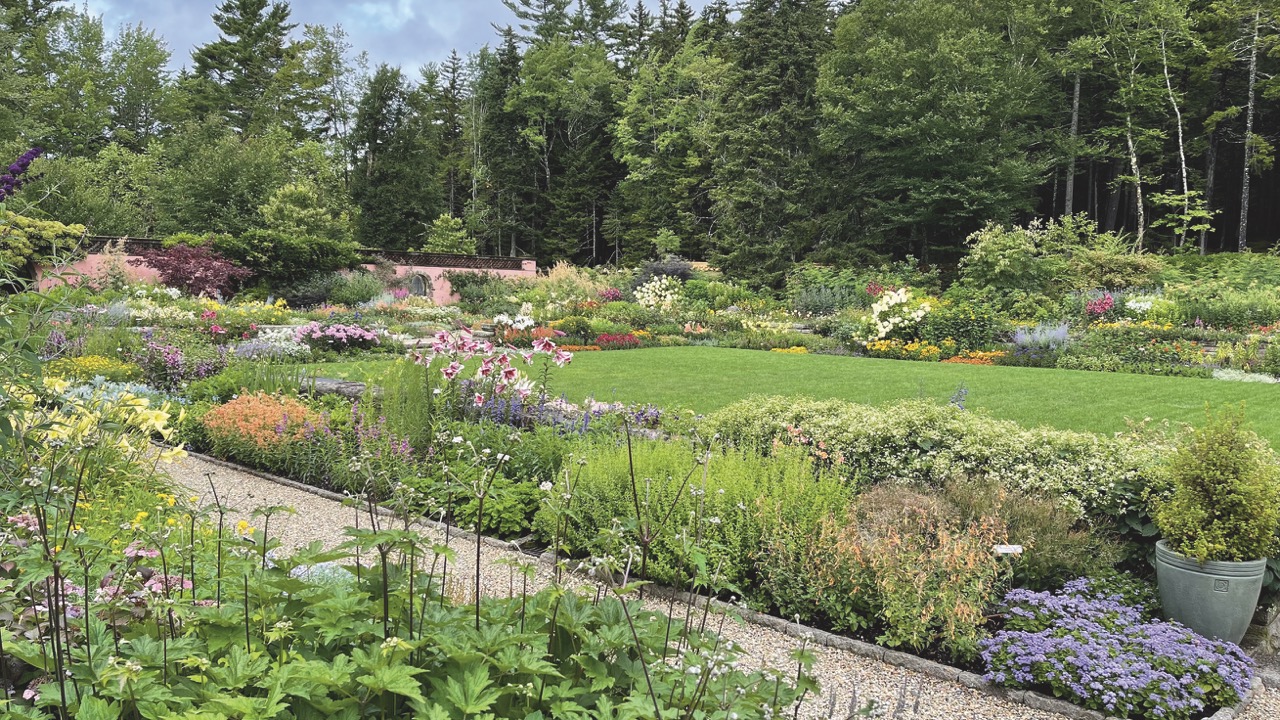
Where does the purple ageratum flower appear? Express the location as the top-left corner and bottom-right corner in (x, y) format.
(982, 578), (1253, 719)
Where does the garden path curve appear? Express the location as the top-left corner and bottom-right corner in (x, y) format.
(167, 454), (1280, 720)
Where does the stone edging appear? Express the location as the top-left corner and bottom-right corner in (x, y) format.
(179, 447), (1266, 720)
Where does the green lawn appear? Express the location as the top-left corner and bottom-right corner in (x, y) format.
(303, 347), (1280, 444)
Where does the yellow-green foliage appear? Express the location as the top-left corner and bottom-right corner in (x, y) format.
(46, 355), (143, 382)
(1154, 406), (1280, 562)
(0, 212), (87, 266)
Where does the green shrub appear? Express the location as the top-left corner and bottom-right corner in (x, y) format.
(958, 215), (1163, 297)
(328, 270), (385, 306)
(706, 396), (1168, 522)
(1262, 343), (1280, 377)
(595, 301), (659, 328)
(940, 478), (1121, 590)
(1160, 252), (1280, 289)
(534, 441), (848, 595)
(921, 300), (1004, 350)
(443, 271), (521, 315)
(45, 354), (142, 382)
(553, 315), (594, 339)
(811, 485), (1007, 660)
(213, 230), (361, 285)
(589, 319), (632, 337)
(1164, 283), (1280, 329)
(1153, 405), (1280, 562)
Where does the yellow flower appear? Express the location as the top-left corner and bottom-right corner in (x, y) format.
(235, 520), (253, 537)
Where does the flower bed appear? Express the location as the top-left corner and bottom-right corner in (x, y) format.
(982, 578), (1254, 719)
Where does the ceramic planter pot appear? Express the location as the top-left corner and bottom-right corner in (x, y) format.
(1154, 539), (1266, 644)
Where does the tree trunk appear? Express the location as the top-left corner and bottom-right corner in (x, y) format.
(1125, 118), (1146, 251)
(1237, 9), (1260, 253)
(1160, 31), (1191, 247)
(1104, 159), (1123, 232)
(1202, 71), (1228, 255)
(1065, 71), (1081, 216)
(1202, 132), (1217, 254)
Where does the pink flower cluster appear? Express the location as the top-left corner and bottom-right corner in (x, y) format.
(294, 321), (382, 350)
(6, 513), (39, 533)
(413, 328), (572, 406)
(143, 574), (194, 595)
(124, 541), (161, 559)
(1086, 293), (1115, 318)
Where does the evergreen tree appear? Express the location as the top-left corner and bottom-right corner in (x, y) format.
(350, 64), (444, 249)
(503, 0), (573, 43)
(508, 38), (621, 261)
(709, 0), (831, 286)
(436, 50), (469, 217)
(819, 0), (1049, 261)
(613, 33), (727, 261)
(189, 0), (297, 134)
(469, 28), (534, 255)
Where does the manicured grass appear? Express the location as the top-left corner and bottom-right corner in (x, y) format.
(303, 347), (1280, 444)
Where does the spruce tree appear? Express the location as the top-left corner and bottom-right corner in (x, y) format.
(708, 0), (831, 286)
(189, 0), (297, 134)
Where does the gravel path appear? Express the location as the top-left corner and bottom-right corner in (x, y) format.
(168, 454), (1280, 720)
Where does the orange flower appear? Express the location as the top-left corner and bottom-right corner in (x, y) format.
(201, 393), (324, 449)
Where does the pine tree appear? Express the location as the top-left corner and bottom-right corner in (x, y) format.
(469, 27), (533, 255)
(613, 34), (727, 261)
(189, 0), (297, 134)
(709, 0), (831, 286)
(503, 0), (573, 43)
(350, 64), (444, 249)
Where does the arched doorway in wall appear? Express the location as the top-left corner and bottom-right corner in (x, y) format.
(409, 274), (433, 296)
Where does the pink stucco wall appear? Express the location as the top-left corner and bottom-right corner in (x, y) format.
(37, 254), (537, 304)
(358, 261), (537, 305)
(35, 255), (161, 289)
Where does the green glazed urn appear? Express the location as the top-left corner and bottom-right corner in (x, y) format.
(1154, 539), (1266, 644)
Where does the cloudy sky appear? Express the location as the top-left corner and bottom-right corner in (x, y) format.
(83, 0), (697, 72)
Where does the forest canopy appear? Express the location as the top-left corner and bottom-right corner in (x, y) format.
(2, 0), (1278, 287)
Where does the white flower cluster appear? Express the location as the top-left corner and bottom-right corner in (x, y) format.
(493, 312), (535, 330)
(399, 300), (461, 322)
(1212, 368), (1279, 384)
(634, 275), (683, 312)
(863, 287), (929, 342)
(132, 285), (183, 300)
(129, 299), (196, 325)
(233, 327), (312, 360)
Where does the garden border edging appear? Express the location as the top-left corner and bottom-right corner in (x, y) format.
(173, 447), (1266, 720)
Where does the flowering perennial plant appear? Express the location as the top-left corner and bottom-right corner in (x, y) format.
(45, 355), (143, 382)
(233, 327), (312, 361)
(596, 332), (641, 350)
(294, 321), (382, 351)
(982, 578), (1253, 719)
(129, 338), (229, 391)
(201, 393), (325, 450)
(1086, 293), (1116, 318)
(865, 338), (957, 361)
(942, 350), (1008, 365)
(413, 327), (572, 411)
(633, 275), (682, 312)
(0, 147), (43, 201)
(859, 287), (931, 343)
